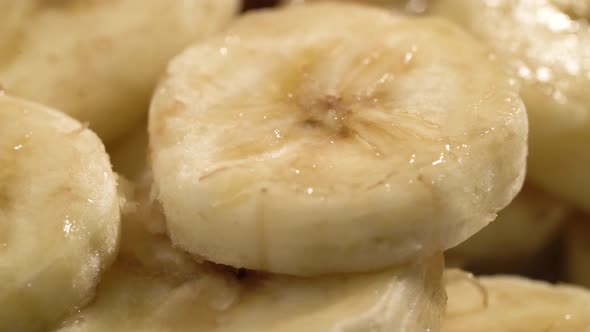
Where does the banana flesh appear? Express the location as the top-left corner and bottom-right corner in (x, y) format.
(0, 0), (239, 143)
(55, 256), (445, 332)
(444, 269), (590, 332)
(428, 0), (590, 213)
(53, 171), (445, 331)
(149, 2), (528, 276)
(0, 94), (120, 332)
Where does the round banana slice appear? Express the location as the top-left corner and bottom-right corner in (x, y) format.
(0, 94), (120, 332)
(56, 256), (445, 332)
(0, 0), (239, 143)
(444, 269), (590, 332)
(565, 217), (590, 289)
(428, 0), (590, 213)
(446, 185), (569, 271)
(149, 3), (528, 275)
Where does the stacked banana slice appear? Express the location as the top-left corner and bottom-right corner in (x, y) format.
(55, 181), (446, 332)
(0, 0), (239, 143)
(0, 94), (120, 332)
(444, 269), (590, 332)
(149, 2), (527, 276)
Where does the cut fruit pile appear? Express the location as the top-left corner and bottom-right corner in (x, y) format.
(0, 1), (588, 331)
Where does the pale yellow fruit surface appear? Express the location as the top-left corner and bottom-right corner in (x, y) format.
(0, 94), (120, 332)
(149, 3), (528, 275)
(56, 256), (445, 332)
(444, 270), (590, 332)
(0, 0), (239, 142)
(429, 0), (590, 212)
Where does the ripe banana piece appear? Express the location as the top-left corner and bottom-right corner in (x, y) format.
(428, 0), (590, 213)
(444, 269), (590, 332)
(149, 3), (528, 275)
(56, 256), (445, 332)
(446, 185), (569, 271)
(0, 0), (239, 143)
(565, 217), (590, 289)
(0, 94), (120, 332)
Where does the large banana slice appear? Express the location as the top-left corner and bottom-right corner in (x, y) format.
(565, 217), (590, 289)
(446, 185), (569, 271)
(0, 0), (239, 143)
(428, 0), (590, 213)
(0, 94), (120, 332)
(149, 3), (528, 275)
(444, 269), (590, 332)
(56, 256), (445, 332)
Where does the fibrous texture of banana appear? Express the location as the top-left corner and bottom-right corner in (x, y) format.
(428, 0), (590, 213)
(565, 218), (590, 289)
(446, 185), (569, 270)
(0, 94), (120, 332)
(0, 0), (239, 143)
(56, 256), (445, 332)
(149, 3), (528, 276)
(444, 269), (590, 332)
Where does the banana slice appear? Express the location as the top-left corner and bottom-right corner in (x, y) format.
(446, 185), (569, 271)
(428, 0), (590, 213)
(149, 3), (528, 275)
(0, 0), (239, 143)
(0, 94), (120, 332)
(56, 256), (445, 332)
(565, 217), (590, 289)
(444, 269), (590, 332)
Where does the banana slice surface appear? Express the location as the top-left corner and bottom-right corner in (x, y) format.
(0, 0), (239, 143)
(0, 94), (120, 332)
(565, 217), (590, 289)
(56, 256), (445, 332)
(149, 3), (527, 275)
(444, 269), (590, 332)
(447, 185), (569, 270)
(428, 0), (590, 212)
